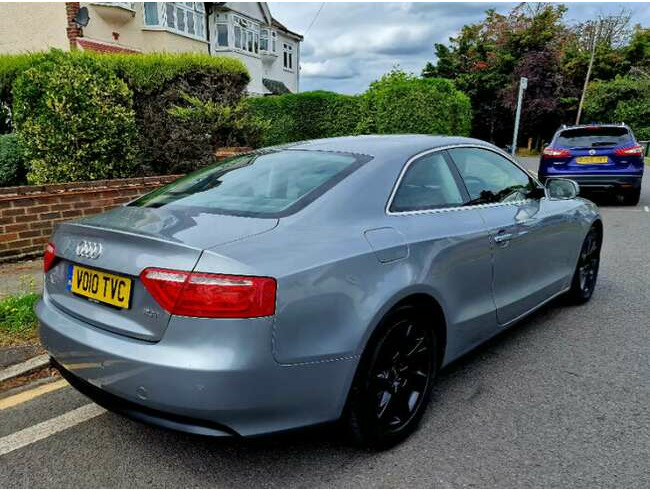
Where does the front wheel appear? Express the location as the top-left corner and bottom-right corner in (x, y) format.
(345, 306), (437, 450)
(566, 225), (602, 304)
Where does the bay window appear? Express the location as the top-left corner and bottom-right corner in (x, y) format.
(260, 28), (277, 54)
(233, 15), (259, 54)
(143, 2), (206, 40)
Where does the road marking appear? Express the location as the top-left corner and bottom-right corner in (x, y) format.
(0, 354), (50, 383)
(644, 206), (649, 213)
(0, 403), (105, 456)
(0, 379), (68, 411)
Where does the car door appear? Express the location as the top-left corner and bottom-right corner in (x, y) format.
(387, 150), (499, 359)
(447, 146), (574, 325)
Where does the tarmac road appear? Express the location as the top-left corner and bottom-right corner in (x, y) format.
(1, 157), (648, 487)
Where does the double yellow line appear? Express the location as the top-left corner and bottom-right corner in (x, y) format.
(0, 379), (68, 411)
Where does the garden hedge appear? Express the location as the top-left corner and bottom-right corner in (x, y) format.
(12, 50), (137, 184)
(247, 71), (472, 147)
(1, 49), (250, 181)
(0, 133), (25, 186)
(246, 90), (362, 146)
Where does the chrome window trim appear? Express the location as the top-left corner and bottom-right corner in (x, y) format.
(386, 144), (542, 216)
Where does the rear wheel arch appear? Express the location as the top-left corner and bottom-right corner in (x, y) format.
(361, 292), (448, 371)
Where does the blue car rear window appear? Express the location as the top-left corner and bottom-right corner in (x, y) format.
(129, 150), (370, 218)
(555, 127), (632, 148)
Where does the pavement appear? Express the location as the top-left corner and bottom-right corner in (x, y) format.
(0, 157), (648, 487)
(0, 259), (43, 300)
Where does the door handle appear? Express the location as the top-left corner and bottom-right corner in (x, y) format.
(493, 231), (513, 245)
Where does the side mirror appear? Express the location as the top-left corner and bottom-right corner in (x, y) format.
(546, 178), (579, 200)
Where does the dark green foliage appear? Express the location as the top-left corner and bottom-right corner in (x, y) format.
(165, 94), (269, 173)
(584, 77), (650, 140)
(0, 133), (26, 186)
(12, 50), (137, 184)
(0, 50), (250, 180)
(247, 75), (472, 147)
(358, 70), (471, 136)
(246, 90), (362, 146)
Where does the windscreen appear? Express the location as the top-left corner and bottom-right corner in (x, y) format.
(130, 150), (368, 218)
(555, 127), (632, 148)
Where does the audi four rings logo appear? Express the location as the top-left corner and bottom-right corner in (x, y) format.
(76, 240), (103, 259)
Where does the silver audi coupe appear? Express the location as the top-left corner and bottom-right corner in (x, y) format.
(37, 135), (602, 448)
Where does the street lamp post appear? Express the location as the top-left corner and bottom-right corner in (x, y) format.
(511, 76), (528, 157)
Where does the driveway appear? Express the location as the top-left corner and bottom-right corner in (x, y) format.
(1, 159), (648, 487)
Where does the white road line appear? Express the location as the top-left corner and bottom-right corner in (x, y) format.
(644, 206), (649, 213)
(0, 403), (105, 456)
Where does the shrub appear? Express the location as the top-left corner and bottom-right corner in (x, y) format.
(246, 72), (472, 147)
(2, 50), (250, 177)
(115, 53), (249, 175)
(12, 50), (137, 184)
(0, 133), (26, 186)
(358, 70), (472, 136)
(246, 90), (362, 146)
(166, 94), (269, 173)
(584, 77), (650, 141)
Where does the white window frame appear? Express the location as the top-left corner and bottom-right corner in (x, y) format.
(260, 28), (277, 55)
(232, 14), (260, 56)
(283, 42), (294, 71)
(142, 2), (207, 42)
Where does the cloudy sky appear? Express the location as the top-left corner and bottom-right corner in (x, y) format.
(268, 2), (650, 94)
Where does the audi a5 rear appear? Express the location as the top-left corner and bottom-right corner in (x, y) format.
(38, 135), (601, 448)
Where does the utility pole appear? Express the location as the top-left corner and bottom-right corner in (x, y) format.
(511, 76), (527, 157)
(576, 24), (599, 125)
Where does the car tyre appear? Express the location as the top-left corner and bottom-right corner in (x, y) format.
(624, 188), (641, 206)
(345, 305), (437, 450)
(566, 225), (602, 304)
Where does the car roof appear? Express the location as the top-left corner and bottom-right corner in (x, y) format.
(284, 134), (497, 161)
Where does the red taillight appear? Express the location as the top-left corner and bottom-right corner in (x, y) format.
(542, 147), (571, 158)
(140, 268), (276, 318)
(43, 242), (57, 273)
(614, 145), (643, 157)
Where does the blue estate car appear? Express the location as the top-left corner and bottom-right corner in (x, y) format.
(538, 124), (645, 205)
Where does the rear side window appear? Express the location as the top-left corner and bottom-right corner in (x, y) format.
(130, 150), (370, 218)
(555, 127), (632, 148)
(390, 152), (465, 212)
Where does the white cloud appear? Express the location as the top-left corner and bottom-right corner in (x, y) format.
(268, 1), (650, 94)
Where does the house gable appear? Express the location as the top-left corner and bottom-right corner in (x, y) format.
(223, 2), (269, 25)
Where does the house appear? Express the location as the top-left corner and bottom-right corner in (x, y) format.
(0, 2), (302, 94)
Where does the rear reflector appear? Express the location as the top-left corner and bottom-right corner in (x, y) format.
(140, 268), (276, 318)
(614, 145), (643, 157)
(542, 147), (571, 158)
(44, 242), (57, 273)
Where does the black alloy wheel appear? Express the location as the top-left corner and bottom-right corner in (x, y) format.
(346, 306), (437, 449)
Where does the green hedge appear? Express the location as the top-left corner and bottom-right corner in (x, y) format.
(0, 133), (25, 187)
(584, 77), (650, 141)
(0, 50), (250, 181)
(359, 71), (472, 136)
(12, 51), (137, 184)
(247, 71), (472, 147)
(246, 90), (361, 146)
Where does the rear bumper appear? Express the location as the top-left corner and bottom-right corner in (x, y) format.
(36, 295), (358, 437)
(539, 173), (642, 191)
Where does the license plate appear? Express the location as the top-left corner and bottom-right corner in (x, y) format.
(68, 265), (132, 309)
(576, 156), (608, 164)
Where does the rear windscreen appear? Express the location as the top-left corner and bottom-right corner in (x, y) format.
(129, 150), (370, 218)
(555, 127), (632, 148)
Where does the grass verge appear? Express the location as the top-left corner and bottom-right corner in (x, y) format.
(0, 293), (40, 347)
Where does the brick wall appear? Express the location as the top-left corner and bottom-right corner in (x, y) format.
(0, 175), (180, 263)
